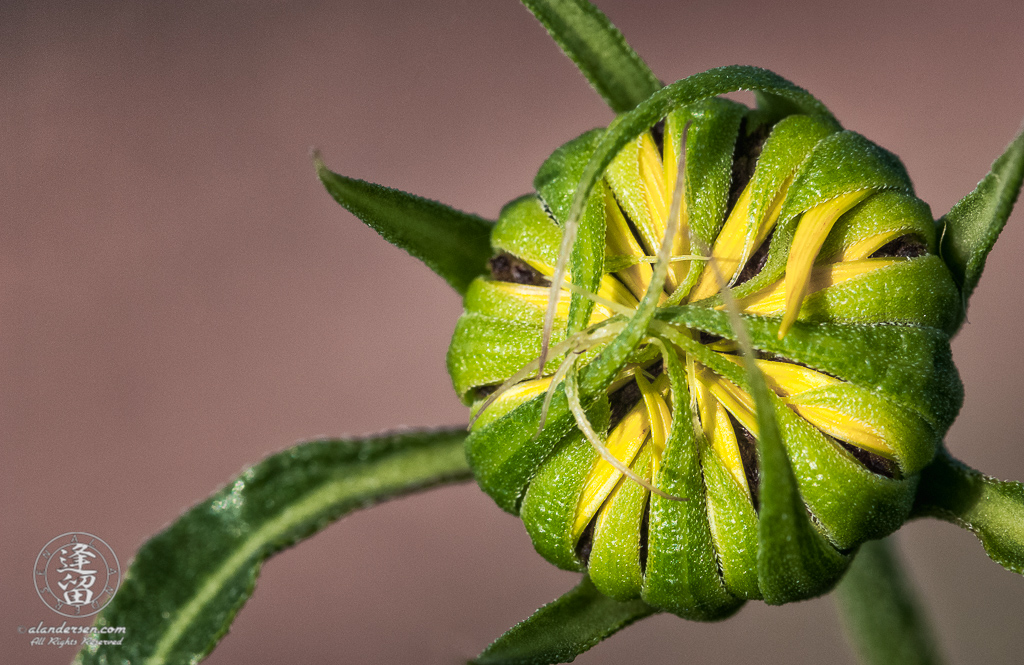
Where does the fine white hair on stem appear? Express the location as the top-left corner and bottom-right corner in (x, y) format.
(469, 320), (626, 429)
(563, 360), (685, 502)
(538, 213), (580, 379)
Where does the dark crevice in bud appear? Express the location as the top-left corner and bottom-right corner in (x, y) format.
(608, 378), (643, 431)
(650, 119), (666, 157)
(726, 119), (771, 216)
(734, 227), (774, 287)
(639, 499), (651, 575)
(488, 252), (550, 286)
(575, 516), (596, 566)
(869, 235), (928, 259)
(607, 360), (664, 430)
(698, 331), (725, 346)
(474, 384), (499, 400)
(761, 353), (842, 381)
(730, 414), (762, 511)
(833, 437), (899, 479)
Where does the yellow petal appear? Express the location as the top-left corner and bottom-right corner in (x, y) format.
(471, 376), (553, 431)
(829, 228), (906, 263)
(696, 368), (759, 438)
(735, 257), (900, 316)
(786, 402), (895, 459)
(636, 372), (671, 454)
(604, 188), (654, 301)
(573, 397), (651, 538)
(718, 354), (839, 397)
(688, 183), (755, 302)
(694, 377), (749, 495)
(688, 176), (791, 303)
(491, 282), (616, 324)
(778, 189), (873, 337)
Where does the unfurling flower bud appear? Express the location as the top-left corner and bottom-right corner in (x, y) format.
(446, 94), (964, 617)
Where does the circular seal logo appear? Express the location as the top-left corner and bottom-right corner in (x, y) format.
(34, 532), (121, 618)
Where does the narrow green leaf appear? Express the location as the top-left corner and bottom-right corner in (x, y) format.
(520, 0), (661, 114)
(75, 428), (472, 665)
(473, 575), (657, 665)
(835, 538), (944, 665)
(913, 448), (1024, 575)
(939, 127), (1024, 308)
(316, 156), (494, 295)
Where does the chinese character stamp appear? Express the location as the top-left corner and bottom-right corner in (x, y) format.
(34, 533), (120, 618)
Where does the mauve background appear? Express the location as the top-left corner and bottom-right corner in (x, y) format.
(2, 0), (1023, 663)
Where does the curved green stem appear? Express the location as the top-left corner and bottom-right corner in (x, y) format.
(913, 448), (1024, 575)
(835, 538), (943, 665)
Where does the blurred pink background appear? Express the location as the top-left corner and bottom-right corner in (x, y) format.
(3, 1), (1023, 663)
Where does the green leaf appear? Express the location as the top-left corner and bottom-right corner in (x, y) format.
(520, 0), (661, 114)
(835, 538), (944, 665)
(913, 448), (1024, 575)
(316, 156), (494, 295)
(939, 127), (1024, 308)
(75, 428), (472, 665)
(473, 575), (657, 665)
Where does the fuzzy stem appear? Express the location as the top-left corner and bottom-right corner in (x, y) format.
(835, 538), (944, 665)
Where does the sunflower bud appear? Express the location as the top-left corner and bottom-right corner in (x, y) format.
(446, 95), (964, 617)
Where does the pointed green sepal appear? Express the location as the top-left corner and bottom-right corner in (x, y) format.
(939, 127), (1024, 310)
(75, 429), (472, 665)
(472, 575), (657, 665)
(316, 156), (494, 295)
(913, 448), (1024, 575)
(520, 0), (661, 114)
(745, 338), (850, 603)
(835, 538), (944, 665)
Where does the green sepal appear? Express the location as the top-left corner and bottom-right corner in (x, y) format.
(787, 381), (937, 475)
(681, 99), (747, 248)
(519, 0), (662, 114)
(743, 341), (851, 604)
(835, 538), (944, 665)
(492, 195), (565, 272)
(588, 445), (653, 600)
(913, 448), (1024, 575)
(315, 158), (493, 295)
(521, 435), (598, 571)
(784, 255), (963, 335)
(533, 129), (607, 335)
(700, 438), (761, 599)
(778, 130), (913, 225)
(642, 337), (744, 619)
(465, 385), (608, 514)
(939, 127), (1024, 312)
(472, 574), (657, 665)
(75, 429), (472, 665)
(447, 309), (548, 403)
